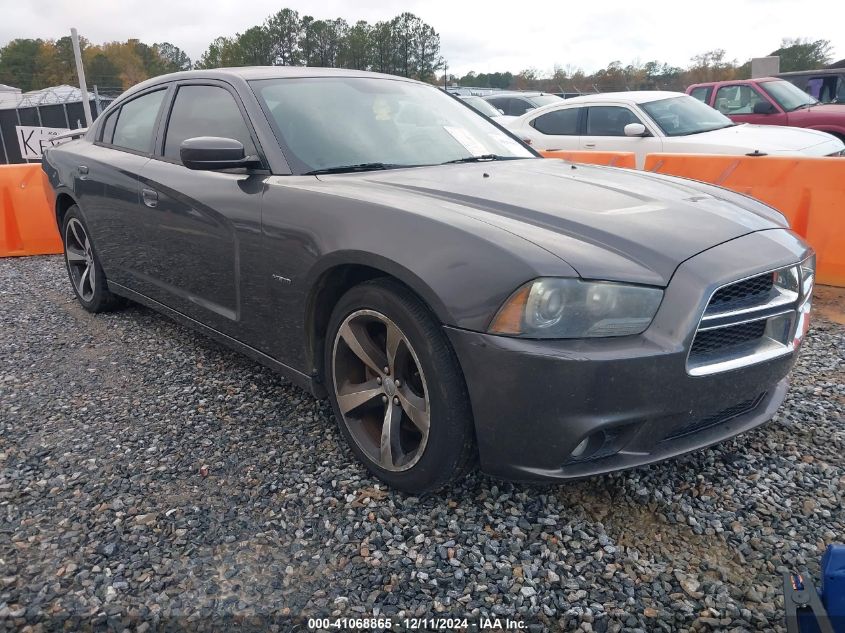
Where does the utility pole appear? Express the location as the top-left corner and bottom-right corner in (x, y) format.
(443, 61), (448, 90)
(71, 28), (93, 127)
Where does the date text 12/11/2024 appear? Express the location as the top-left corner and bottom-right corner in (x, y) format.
(307, 616), (526, 630)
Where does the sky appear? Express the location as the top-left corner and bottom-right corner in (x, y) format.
(1, 0), (844, 78)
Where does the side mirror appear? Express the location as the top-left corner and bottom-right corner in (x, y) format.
(180, 137), (260, 171)
(752, 101), (777, 115)
(497, 108), (505, 115)
(624, 123), (648, 137)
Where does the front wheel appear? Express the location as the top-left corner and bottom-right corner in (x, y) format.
(324, 279), (476, 493)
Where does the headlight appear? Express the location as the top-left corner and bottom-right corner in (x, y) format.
(489, 278), (664, 338)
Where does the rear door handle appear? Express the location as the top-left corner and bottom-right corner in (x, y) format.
(141, 188), (158, 208)
(584, 143), (596, 148)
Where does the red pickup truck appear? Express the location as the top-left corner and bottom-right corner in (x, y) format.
(686, 77), (845, 142)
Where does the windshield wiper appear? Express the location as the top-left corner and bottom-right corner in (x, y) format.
(681, 123), (738, 136)
(304, 162), (408, 175)
(790, 103), (813, 111)
(441, 154), (523, 165)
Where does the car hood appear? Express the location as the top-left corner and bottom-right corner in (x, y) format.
(317, 159), (786, 286)
(687, 123), (843, 154)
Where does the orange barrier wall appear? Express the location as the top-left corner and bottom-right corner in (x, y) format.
(541, 150), (636, 169)
(645, 154), (845, 287)
(0, 164), (62, 257)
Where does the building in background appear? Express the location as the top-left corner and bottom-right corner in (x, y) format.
(0, 85), (113, 164)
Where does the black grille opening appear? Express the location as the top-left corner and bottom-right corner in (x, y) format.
(708, 273), (774, 313)
(690, 320), (766, 358)
(664, 392), (767, 441)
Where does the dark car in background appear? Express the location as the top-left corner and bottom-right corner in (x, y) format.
(458, 95), (511, 120)
(482, 91), (562, 116)
(687, 77), (845, 142)
(778, 68), (845, 104)
(43, 67), (814, 493)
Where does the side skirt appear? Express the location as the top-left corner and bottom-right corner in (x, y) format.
(108, 281), (324, 397)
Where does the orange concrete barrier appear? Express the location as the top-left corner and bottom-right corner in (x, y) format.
(644, 154), (845, 288)
(0, 164), (62, 257)
(541, 150), (636, 169)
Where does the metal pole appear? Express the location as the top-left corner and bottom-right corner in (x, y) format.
(0, 122), (9, 164)
(14, 105), (29, 164)
(93, 85), (101, 118)
(35, 104), (43, 126)
(62, 103), (71, 129)
(71, 27), (93, 126)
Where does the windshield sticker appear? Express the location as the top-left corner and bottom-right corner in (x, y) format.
(444, 126), (489, 157)
(488, 131), (533, 157)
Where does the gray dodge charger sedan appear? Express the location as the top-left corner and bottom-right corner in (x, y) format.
(42, 67), (815, 493)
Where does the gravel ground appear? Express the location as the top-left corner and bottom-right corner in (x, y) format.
(1, 255), (843, 632)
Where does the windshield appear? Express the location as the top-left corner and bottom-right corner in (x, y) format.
(462, 96), (503, 117)
(251, 77), (534, 173)
(760, 79), (819, 111)
(640, 95), (734, 136)
(530, 95), (563, 107)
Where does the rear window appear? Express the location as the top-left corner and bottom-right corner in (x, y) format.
(531, 108), (580, 135)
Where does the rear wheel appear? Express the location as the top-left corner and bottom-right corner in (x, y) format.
(325, 279), (475, 493)
(63, 206), (123, 313)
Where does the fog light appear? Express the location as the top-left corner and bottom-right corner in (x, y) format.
(570, 438), (589, 458)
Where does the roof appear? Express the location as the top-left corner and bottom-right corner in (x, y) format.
(0, 83), (20, 92)
(777, 68), (845, 77)
(482, 91), (554, 98)
(561, 91), (683, 104)
(117, 66), (427, 105)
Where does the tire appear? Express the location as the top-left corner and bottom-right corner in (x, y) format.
(62, 205), (123, 313)
(324, 279), (476, 493)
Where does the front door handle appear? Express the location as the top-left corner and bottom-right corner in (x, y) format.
(584, 143), (596, 148)
(141, 188), (158, 208)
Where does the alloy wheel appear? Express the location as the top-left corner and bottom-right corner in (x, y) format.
(332, 309), (431, 471)
(65, 218), (96, 303)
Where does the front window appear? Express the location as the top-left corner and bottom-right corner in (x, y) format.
(713, 84), (767, 115)
(163, 85), (255, 162)
(251, 78), (534, 174)
(585, 106), (644, 136)
(760, 79), (819, 111)
(640, 95), (734, 137)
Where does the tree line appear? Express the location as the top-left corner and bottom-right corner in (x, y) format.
(454, 39), (836, 94)
(0, 21), (835, 98)
(194, 9), (442, 81)
(0, 9), (442, 95)
(0, 37), (190, 94)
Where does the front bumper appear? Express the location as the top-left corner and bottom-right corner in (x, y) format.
(446, 229), (812, 482)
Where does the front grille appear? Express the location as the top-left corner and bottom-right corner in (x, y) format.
(708, 273), (773, 312)
(690, 320), (766, 358)
(664, 393), (766, 441)
(686, 262), (811, 376)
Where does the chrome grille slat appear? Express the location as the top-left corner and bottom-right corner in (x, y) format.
(686, 261), (812, 377)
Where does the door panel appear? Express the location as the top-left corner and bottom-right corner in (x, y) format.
(127, 81), (270, 341)
(80, 146), (149, 284)
(133, 161), (266, 337)
(579, 106), (662, 168)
